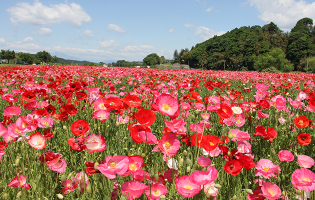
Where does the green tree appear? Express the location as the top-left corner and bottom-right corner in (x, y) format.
(16, 52), (34, 64)
(52, 55), (58, 63)
(254, 48), (294, 72)
(35, 50), (53, 63)
(173, 49), (179, 62)
(160, 56), (166, 64)
(143, 53), (160, 66)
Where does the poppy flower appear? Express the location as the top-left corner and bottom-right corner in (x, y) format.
(104, 97), (122, 110)
(134, 109), (156, 127)
(294, 115), (309, 128)
(156, 93), (179, 117)
(291, 168), (315, 191)
(28, 132), (47, 150)
(82, 133), (106, 153)
(176, 175), (201, 198)
(130, 125), (147, 143)
(145, 183), (167, 200)
(68, 137), (86, 152)
(8, 175), (31, 190)
(217, 103), (233, 119)
(297, 133), (311, 145)
(70, 120), (90, 136)
(85, 161), (105, 176)
(121, 180), (147, 200)
(21, 91), (36, 101)
(122, 94), (142, 108)
(224, 160), (242, 175)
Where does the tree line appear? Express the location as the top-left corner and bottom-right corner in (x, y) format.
(172, 17), (315, 72)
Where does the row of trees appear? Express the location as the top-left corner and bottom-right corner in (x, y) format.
(0, 50), (59, 65)
(173, 17), (315, 72)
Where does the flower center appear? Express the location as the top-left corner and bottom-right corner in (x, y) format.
(37, 141), (42, 145)
(299, 120), (304, 124)
(129, 163), (137, 171)
(163, 104), (170, 111)
(109, 161), (117, 168)
(78, 126), (83, 130)
(209, 142), (214, 146)
(268, 188), (275, 197)
(153, 189), (160, 195)
(164, 141), (171, 148)
(185, 185), (192, 190)
(222, 109), (227, 113)
(263, 166), (270, 172)
(302, 177), (310, 183)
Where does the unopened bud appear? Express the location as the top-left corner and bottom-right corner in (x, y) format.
(282, 191), (286, 196)
(63, 126), (67, 130)
(86, 186), (92, 193)
(115, 121), (119, 127)
(160, 195), (166, 199)
(214, 184), (222, 189)
(179, 158), (184, 167)
(94, 162), (100, 171)
(245, 189), (253, 194)
(186, 166), (191, 172)
(15, 158), (20, 166)
(155, 173), (159, 181)
(183, 150), (188, 157)
(3, 193), (8, 200)
(16, 191), (22, 198)
(141, 153), (146, 158)
(231, 195), (237, 200)
(60, 174), (67, 182)
(56, 194), (64, 199)
(228, 132), (233, 139)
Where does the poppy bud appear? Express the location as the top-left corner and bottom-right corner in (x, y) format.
(231, 195), (237, 200)
(60, 174), (67, 182)
(16, 191), (22, 198)
(186, 166), (191, 172)
(94, 162), (99, 171)
(282, 191), (286, 196)
(86, 186), (92, 193)
(141, 153), (146, 158)
(179, 158), (184, 167)
(245, 189), (253, 194)
(115, 121), (119, 127)
(63, 126), (67, 130)
(160, 195), (166, 199)
(214, 184), (222, 189)
(155, 173), (159, 181)
(56, 194), (64, 199)
(15, 157), (20, 166)
(228, 132), (233, 139)
(183, 150), (188, 156)
(124, 137), (128, 140)
(3, 193), (8, 200)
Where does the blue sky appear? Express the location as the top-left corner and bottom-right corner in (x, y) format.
(1, 0), (315, 63)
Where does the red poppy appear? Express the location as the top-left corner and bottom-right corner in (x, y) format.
(62, 104), (77, 116)
(259, 100), (270, 109)
(217, 103), (233, 119)
(297, 133), (311, 145)
(134, 109), (156, 128)
(43, 129), (54, 139)
(21, 91), (36, 101)
(39, 150), (61, 164)
(44, 105), (56, 116)
(68, 137), (86, 152)
(190, 133), (220, 152)
(130, 125), (149, 143)
(104, 97), (122, 110)
(294, 115), (309, 128)
(58, 112), (69, 121)
(122, 94), (142, 108)
(224, 160), (242, 175)
(85, 161), (106, 176)
(236, 155), (255, 171)
(70, 120), (90, 135)
(69, 82), (81, 91)
(75, 91), (87, 101)
(265, 127), (277, 140)
(0, 141), (8, 149)
(309, 97), (315, 107)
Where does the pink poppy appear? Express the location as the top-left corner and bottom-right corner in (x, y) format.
(200, 113), (210, 121)
(93, 97), (110, 111)
(61, 180), (77, 194)
(181, 102), (191, 111)
(190, 166), (218, 185)
(37, 117), (54, 129)
(118, 116), (130, 124)
(197, 156), (212, 167)
(156, 93), (179, 117)
(208, 96), (220, 104)
(194, 103), (205, 111)
(290, 100), (302, 109)
(255, 83), (268, 91)
(126, 155), (143, 174)
(176, 175), (201, 198)
(278, 118), (287, 124)
(234, 117), (246, 127)
(200, 120), (211, 129)
(254, 89), (268, 102)
(71, 172), (90, 193)
(48, 158), (67, 173)
(291, 168), (315, 191)
(28, 132), (47, 150)
(223, 118), (235, 126)
(164, 118), (187, 135)
(2, 93), (18, 102)
(255, 159), (281, 179)
(4, 106), (21, 117)
(139, 129), (157, 145)
(297, 155), (315, 168)
(158, 133), (180, 157)
(237, 141), (252, 154)
(0, 123), (8, 137)
(257, 110), (269, 119)
(0, 149), (5, 163)
(121, 180), (147, 200)
(15, 114), (38, 133)
(145, 183), (167, 199)
(131, 169), (150, 182)
(8, 175), (31, 190)
(97, 155), (129, 179)
(236, 131), (251, 141)
(82, 133), (106, 153)
(92, 110), (110, 122)
(278, 150), (294, 162)
(261, 182), (282, 200)
(228, 129), (241, 142)
(190, 123), (204, 133)
(164, 169), (179, 182)
(204, 181), (219, 197)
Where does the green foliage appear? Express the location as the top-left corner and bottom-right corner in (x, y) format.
(16, 52), (34, 64)
(35, 50), (53, 63)
(308, 57), (315, 73)
(254, 48), (294, 72)
(1, 49), (16, 64)
(143, 53), (160, 66)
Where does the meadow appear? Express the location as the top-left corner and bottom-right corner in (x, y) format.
(0, 65), (314, 200)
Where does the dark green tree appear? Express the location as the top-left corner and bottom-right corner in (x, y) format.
(143, 53), (160, 66)
(35, 50), (53, 63)
(4, 50), (16, 64)
(16, 52), (34, 64)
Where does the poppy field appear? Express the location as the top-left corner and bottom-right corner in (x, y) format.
(0, 65), (315, 200)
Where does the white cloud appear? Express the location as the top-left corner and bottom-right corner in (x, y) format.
(107, 24), (125, 33)
(184, 23), (226, 41)
(23, 37), (33, 42)
(206, 7), (213, 14)
(169, 28), (180, 33)
(247, 0), (315, 30)
(7, 1), (91, 27)
(123, 45), (154, 52)
(83, 30), (94, 37)
(6, 42), (41, 52)
(99, 40), (119, 48)
(0, 38), (5, 43)
(38, 27), (52, 36)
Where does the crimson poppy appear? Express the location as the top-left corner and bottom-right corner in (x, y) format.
(236, 155), (255, 171)
(130, 125), (149, 143)
(104, 97), (122, 110)
(224, 160), (242, 175)
(297, 133), (311, 145)
(294, 115), (309, 128)
(217, 103), (233, 119)
(70, 120), (90, 135)
(68, 137), (86, 152)
(21, 91), (36, 101)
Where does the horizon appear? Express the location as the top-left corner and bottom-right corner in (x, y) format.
(0, 0), (315, 63)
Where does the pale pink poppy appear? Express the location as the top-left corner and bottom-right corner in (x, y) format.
(290, 100), (302, 109)
(261, 182), (282, 200)
(278, 150), (294, 162)
(297, 155), (315, 168)
(93, 97), (110, 111)
(296, 90), (309, 101)
(254, 89), (269, 102)
(121, 180), (147, 200)
(255, 159), (281, 179)
(87, 87), (100, 104)
(197, 156), (212, 167)
(15, 114), (38, 133)
(37, 101), (49, 108)
(236, 131), (251, 141)
(190, 166), (218, 185)
(131, 169), (150, 182)
(118, 116), (130, 124)
(190, 124), (204, 133)
(234, 117), (246, 127)
(257, 110), (270, 119)
(255, 83), (268, 91)
(4, 106), (21, 117)
(158, 133), (180, 157)
(207, 103), (221, 112)
(38, 117), (54, 128)
(204, 181), (219, 197)
(278, 118), (287, 124)
(208, 96), (220, 104)
(82, 133), (106, 153)
(291, 168), (315, 191)
(71, 172), (90, 193)
(228, 129), (241, 142)
(223, 118), (235, 126)
(194, 103), (205, 111)
(237, 141), (252, 154)
(200, 113), (210, 121)
(48, 158), (67, 173)
(200, 120), (211, 129)
(92, 110), (110, 122)
(145, 183), (167, 199)
(306, 104), (315, 112)
(0, 123), (8, 137)
(97, 155), (129, 179)
(8, 175), (31, 190)
(156, 93), (179, 117)
(176, 175), (201, 198)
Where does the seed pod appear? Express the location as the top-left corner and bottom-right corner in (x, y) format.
(16, 191), (22, 198)
(15, 158), (20, 166)
(3, 193), (8, 200)
(186, 166), (191, 172)
(231, 195), (237, 200)
(56, 194), (64, 199)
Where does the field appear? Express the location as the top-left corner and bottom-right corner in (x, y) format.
(0, 65), (315, 200)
